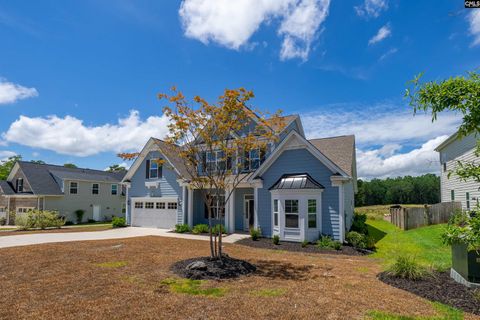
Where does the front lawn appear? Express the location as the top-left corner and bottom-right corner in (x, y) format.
(0, 236), (471, 319)
(367, 219), (451, 271)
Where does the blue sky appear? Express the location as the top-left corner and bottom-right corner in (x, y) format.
(0, 0), (477, 179)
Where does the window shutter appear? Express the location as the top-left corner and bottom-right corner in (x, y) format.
(146, 159), (150, 179)
(158, 159), (163, 178)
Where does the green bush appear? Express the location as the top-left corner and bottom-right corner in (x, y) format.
(351, 213), (368, 235)
(443, 211), (480, 250)
(175, 224), (191, 233)
(112, 217), (126, 228)
(346, 231), (367, 249)
(0, 217), (6, 226)
(16, 210), (65, 230)
(211, 224), (226, 234)
(74, 210), (84, 224)
(250, 228), (261, 241)
(272, 235), (280, 245)
(316, 235), (342, 250)
(87, 218), (96, 223)
(192, 224), (209, 234)
(301, 240), (309, 248)
(387, 255), (428, 280)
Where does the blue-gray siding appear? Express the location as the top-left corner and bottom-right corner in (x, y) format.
(257, 148), (340, 239)
(234, 188), (253, 231)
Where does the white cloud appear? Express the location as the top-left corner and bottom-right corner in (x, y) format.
(2, 110), (171, 157)
(302, 106), (460, 146)
(0, 78), (38, 105)
(467, 10), (480, 47)
(368, 24), (391, 45)
(0, 151), (17, 162)
(354, 0), (388, 18)
(104, 162), (130, 171)
(178, 0), (330, 61)
(357, 136), (447, 180)
(379, 47), (397, 60)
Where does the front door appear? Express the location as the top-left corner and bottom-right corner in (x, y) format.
(93, 205), (101, 221)
(244, 195), (254, 231)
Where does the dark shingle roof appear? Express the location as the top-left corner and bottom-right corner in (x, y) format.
(308, 135), (355, 177)
(152, 138), (192, 179)
(0, 180), (15, 195)
(269, 173), (325, 190)
(13, 161), (126, 195)
(265, 115), (298, 133)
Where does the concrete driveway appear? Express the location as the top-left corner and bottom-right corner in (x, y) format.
(0, 227), (250, 249)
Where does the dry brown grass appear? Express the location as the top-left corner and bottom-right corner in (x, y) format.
(0, 236), (477, 320)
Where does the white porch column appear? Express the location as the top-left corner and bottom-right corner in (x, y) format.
(125, 183), (131, 225)
(182, 186), (187, 225)
(253, 186), (259, 230)
(6, 196), (10, 225)
(227, 188), (235, 233)
(188, 187), (194, 228)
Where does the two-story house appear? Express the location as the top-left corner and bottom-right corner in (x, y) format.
(0, 161), (126, 223)
(122, 114), (357, 242)
(436, 132), (480, 210)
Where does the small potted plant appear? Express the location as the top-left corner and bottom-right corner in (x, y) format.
(442, 211), (480, 286)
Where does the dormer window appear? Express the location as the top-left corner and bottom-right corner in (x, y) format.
(16, 178), (24, 192)
(146, 159), (162, 179)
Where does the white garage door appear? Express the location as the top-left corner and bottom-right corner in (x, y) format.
(131, 198), (178, 229)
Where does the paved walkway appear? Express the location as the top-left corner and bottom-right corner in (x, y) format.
(0, 227), (250, 249)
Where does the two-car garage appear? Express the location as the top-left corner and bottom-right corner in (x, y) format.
(130, 197), (178, 229)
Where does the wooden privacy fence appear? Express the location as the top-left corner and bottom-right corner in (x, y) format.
(389, 202), (462, 230)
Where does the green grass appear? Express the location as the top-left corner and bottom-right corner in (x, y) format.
(366, 302), (463, 320)
(251, 288), (287, 297)
(95, 261), (128, 268)
(160, 278), (225, 297)
(367, 219), (451, 271)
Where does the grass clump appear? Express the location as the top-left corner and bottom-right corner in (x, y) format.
(175, 224), (190, 233)
(386, 255), (429, 280)
(160, 278), (225, 297)
(366, 302), (463, 320)
(211, 224), (226, 234)
(316, 235), (342, 250)
(301, 240), (309, 248)
(192, 224), (209, 234)
(251, 288), (286, 297)
(95, 261), (128, 268)
(272, 235), (280, 245)
(250, 228), (261, 241)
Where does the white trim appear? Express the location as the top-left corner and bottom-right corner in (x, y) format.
(188, 188), (194, 228)
(69, 181), (79, 195)
(131, 196), (178, 202)
(91, 182), (99, 195)
(228, 188), (235, 233)
(182, 186), (187, 226)
(338, 183), (345, 242)
(253, 187), (259, 229)
(249, 130), (350, 182)
(243, 193), (254, 232)
(6, 162), (20, 182)
(435, 132), (458, 152)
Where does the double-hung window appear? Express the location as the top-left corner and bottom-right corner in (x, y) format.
(111, 184), (118, 195)
(284, 199), (299, 228)
(273, 199), (279, 227)
(92, 183), (99, 195)
(149, 160), (159, 179)
(70, 182), (78, 194)
(16, 178), (24, 192)
(308, 199), (317, 228)
(205, 151), (230, 173)
(243, 147), (266, 172)
(451, 190), (455, 201)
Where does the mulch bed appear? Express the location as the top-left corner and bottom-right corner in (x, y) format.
(171, 255), (256, 280)
(236, 237), (368, 256)
(378, 271), (480, 315)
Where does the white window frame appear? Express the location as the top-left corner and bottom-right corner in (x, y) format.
(16, 207), (34, 214)
(92, 183), (99, 195)
(156, 202), (165, 209)
(148, 159), (160, 179)
(284, 199), (299, 229)
(273, 199), (279, 227)
(145, 202), (154, 209)
(111, 184), (118, 195)
(134, 202), (143, 209)
(168, 202), (178, 210)
(16, 178), (24, 192)
(308, 199), (317, 229)
(69, 181), (78, 195)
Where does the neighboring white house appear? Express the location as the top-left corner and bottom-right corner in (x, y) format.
(435, 132), (480, 211)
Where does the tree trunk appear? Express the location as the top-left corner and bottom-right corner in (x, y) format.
(208, 215), (214, 258)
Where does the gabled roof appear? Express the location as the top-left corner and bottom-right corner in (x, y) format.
(308, 135), (355, 177)
(151, 138), (192, 179)
(269, 173), (325, 190)
(0, 181), (15, 195)
(5, 161), (126, 196)
(265, 114), (305, 137)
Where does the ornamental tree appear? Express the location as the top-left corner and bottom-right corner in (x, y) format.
(122, 88), (285, 260)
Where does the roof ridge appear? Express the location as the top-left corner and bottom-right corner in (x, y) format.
(308, 134), (355, 141)
(18, 161), (118, 175)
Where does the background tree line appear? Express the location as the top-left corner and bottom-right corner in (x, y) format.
(355, 174), (440, 207)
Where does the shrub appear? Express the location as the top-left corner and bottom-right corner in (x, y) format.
(64, 220), (74, 226)
(443, 211), (480, 250)
(112, 217), (126, 228)
(272, 235), (280, 245)
(16, 210), (65, 230)
(175, 224), (191, 233)
(211, 224), (226, 234)
(74, 210), (84, 224)
(250, 228), (261, 241)
(301, 240), (309, 248)
(0, 217), (6, 226)
(346, 231), (367, 249)
(316, 235), (342, 250)
(192, 224), (209, 234)
(387, 255), (428, 280)
(87, 219), (96, 223)
(351, 213), (368, 235)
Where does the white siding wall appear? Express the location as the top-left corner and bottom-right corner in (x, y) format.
(439, 133), (480, 210)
